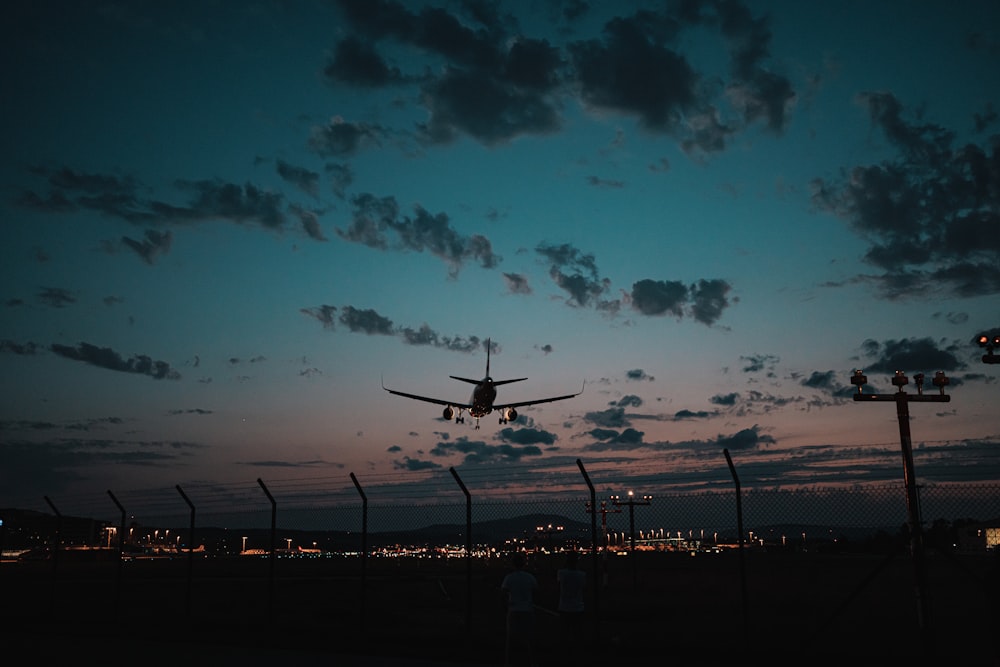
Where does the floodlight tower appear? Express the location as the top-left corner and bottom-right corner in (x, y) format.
(611, 490), (652, 554)
(850, 368), (950, 650)
(611, 490), (652, 590)
(975, 332), (1000, 364)
(585, 499), (621, 550)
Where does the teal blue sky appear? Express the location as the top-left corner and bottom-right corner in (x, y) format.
(2, 0), (999, 511)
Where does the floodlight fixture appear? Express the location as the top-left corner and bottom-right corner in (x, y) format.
(891, 370), (908, 389)
(850, 369), (867, 394)
(977, 333), (1000, 364)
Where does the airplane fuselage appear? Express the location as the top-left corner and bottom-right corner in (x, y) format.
(382, 339), (583, 429)
(470, 379), (497, 418)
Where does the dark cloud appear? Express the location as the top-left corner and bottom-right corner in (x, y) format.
(289, 205), (327, 242)
(394, 456), (443, 471)
(325, 163), (354, 199)
(671, 409), (716, 420)
(16, 167), (330, 243)
(328, 1), (789, 151)
(38, 287), (76, 308)
(50, 342), (181, 380)
(338, 305), (395, 335)
(536, 242), (611, 307)
(300, 304), (337, 329)
(580, 427), (649, 451)
(430, 437), (544, 464)
(503, 272), (532, 294)
(616, 395), (643, 408)
(0, 340), (40, 355)
(324, 36), (406, 87)
(812, 92), (1000, 299)
(859, 337), (967, 376)
(714, 425), (774, 450)
(582, 406), (628, 428)
(710, 392), (739, 406)
(626, 369), (654, 382)
(630, 279), (687, 317)
(740, 354), (779, 374)
(308, 118), (384, 157)
(338, 193), (501, 276)
(276, 160), (320, 198)
(121, 229), (172, 264)
(629, 278), (733, 325)
(497, 427), (557, 446)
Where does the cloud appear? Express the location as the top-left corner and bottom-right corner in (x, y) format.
(629, 278), (733, 325)
(121, 229), (173, 264)
(324, 35), (406, 87)
(50, 341), (181, 380)
(811, 92), (1000, 299)
(503, 272), (532, 295)
(0, 340), (40, 355)
(338, 305), (395, 335)
(337, 193), (501, 276)
(308, 118), (384, 157)
(715, 425), (774, 450)
(859, 337), (967, 376)
(37, 287), (76, 308)
(536, 242), (612, 307)
(327, 1), (790, 152)
(275, 160), (320, 198)
(429, 437), (544, 464)
(626, 369), (654, 381)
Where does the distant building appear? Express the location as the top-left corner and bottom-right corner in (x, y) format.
(955, 519), (1000, 552)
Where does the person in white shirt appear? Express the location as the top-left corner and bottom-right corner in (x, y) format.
(501, 551), (538, 666)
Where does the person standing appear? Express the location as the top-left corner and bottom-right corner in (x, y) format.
(556, 550), (586, 664)
(501, 551), (538, 666)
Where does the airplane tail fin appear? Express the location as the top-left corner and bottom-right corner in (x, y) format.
(486, 338), (491, 378)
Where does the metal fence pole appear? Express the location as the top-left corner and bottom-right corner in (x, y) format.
(449, 467), (473, 630)
(176, 484), (196, 618)
(350, 472), (368, 635)
(723, 448), (749, 643)
(576, 459), (601, 650)
(257, 478), (276, 623)
(43, 495), (61, 616)
(106, 490), (126, 616)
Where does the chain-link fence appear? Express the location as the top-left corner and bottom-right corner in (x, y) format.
(3, 467), (998, 663)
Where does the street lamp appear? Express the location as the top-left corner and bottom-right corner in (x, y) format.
(850, 367), (950, 648)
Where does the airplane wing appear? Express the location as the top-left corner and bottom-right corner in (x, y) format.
(493, 381), (585, 410)
(381, 380), (474, 409)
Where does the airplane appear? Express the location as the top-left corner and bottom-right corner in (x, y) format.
(381, 339), (583, 429)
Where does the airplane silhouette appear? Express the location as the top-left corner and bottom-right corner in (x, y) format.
(382, 339), (583, 429)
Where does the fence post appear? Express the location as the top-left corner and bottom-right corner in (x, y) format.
(176, 485), (196, 618)
(106, 490), (126, 616)
(449, 467), (473, 631)
(43, 496), (61, 615)
(723, 448), (749, 643)
(257, 478), (276, 623)
(576, 459), (601, 650)
(350, 472), (368, 635)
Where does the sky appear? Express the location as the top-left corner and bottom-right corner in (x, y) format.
(2, 0), (999, 517)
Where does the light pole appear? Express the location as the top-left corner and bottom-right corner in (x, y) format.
(585, 500), (621, 550)
(850, 368), (950, 653)
(611, 491), (652, 590)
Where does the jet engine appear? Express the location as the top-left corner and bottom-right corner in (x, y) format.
(443, 406), (455, 420)
(499, 407), (517, 423)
